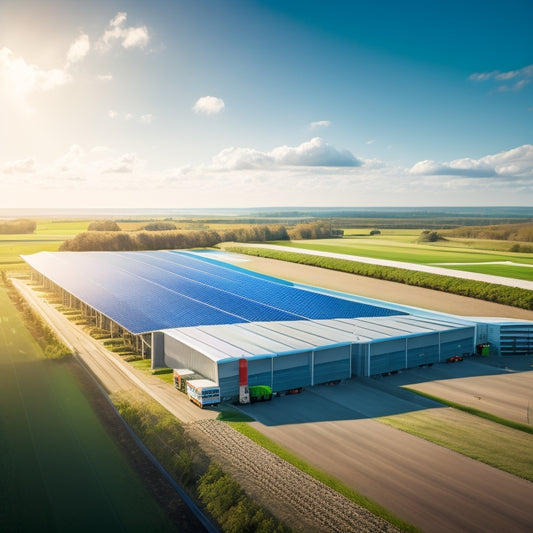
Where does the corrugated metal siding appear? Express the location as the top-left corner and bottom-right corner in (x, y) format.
(369, 339), (406, 374)
(406, 333), (440, 366)
(499, 324), (533, 355)
(273, 352), (312, 391)
(440, 328), (475, 359)
(313, 346), (351, 384)
(163, 336), (217, 381)
(248, 358), (273, 388)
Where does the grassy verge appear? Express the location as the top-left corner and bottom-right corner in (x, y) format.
(130, 359), (174, 384)
(1, 273), (71, 359)
(227, 246), (533, 310)
(114, 392), (292, 532)
(225, 420), (419, 533)
(404, 388), (533, 434)
(378, 408), (533, 481)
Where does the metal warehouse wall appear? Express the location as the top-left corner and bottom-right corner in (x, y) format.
(163, 335), (217, 382)
(362, 327), (476, 376)
(313, 345), (351, 384)
(489, 323), (533, 356)
(439, 327), (475, 359)
(273, 352), (312, 391)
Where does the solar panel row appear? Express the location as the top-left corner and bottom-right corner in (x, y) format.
(23, 250), (404, 334)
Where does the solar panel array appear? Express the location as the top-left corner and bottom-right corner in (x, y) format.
(23, 250), (405, 334)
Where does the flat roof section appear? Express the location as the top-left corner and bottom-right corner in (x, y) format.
(163, 315), (473, 363)
(23, 250), (405, 334)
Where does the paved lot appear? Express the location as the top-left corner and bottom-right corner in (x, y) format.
(382, 357), (533, 425)
(240, 378), (533, 533)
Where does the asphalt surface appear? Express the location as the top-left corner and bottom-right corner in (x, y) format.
(382, 357), (533, 425)
(241, 379), (533, 533)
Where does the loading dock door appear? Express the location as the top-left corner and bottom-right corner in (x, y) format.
(369, 339), (406, 375)
(272, 352), (311, 391)
(407, 333), (439, 367)
(313, 345), (350, 385)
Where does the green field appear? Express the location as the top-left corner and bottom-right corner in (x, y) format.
(0, 286), (179, 532)
(0, 220), (90, 271)
(269, 236), (533, 281)
(378, 408), (533, 482)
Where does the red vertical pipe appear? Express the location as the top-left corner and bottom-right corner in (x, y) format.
(239, 358), (248, 386)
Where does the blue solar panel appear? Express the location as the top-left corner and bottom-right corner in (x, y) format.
(22, 250), (404, 334)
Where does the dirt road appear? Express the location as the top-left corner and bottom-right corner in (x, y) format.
(236, 254), (533, 320)
(235, 243), (533, 290)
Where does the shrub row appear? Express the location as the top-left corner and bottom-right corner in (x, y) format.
(115, 396), (290, 532)
(227, 247), (533, 310)
(1, 273), (71, 359)
(198, 464), (290, 533)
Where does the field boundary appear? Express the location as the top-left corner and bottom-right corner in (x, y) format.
(225, 245), (533, 310)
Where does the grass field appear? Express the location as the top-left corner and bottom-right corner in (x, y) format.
(269, 237), (533, 281)
(378, 407), (533, 482)
(0, 220), (91, 272)
(0, 285), (178, 532)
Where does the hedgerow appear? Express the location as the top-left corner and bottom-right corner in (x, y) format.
(227, 247), (533, 310)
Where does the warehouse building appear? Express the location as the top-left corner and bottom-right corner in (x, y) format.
(22, 250), (531, 400)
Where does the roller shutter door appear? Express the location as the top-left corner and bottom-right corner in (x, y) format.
(407, 333), (439, 367)
(218, 361), (239, 398)
(440, 328), (474, 359)
(313, 346), (350, 385)
(248, 358), (273, 388)
(369, 339), (406, 375)
(273, 352), (311, 391)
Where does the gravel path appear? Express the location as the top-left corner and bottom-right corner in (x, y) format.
(189, 419), (400, 533)
(235, 243), (533, 290)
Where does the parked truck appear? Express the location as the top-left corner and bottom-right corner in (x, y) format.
(186, 379), (220, 408)
(249, 385), (272, 402)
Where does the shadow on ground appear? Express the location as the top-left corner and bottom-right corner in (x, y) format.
(238, 356), (533, 426)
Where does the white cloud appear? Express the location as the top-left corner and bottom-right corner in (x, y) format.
(469, 64), (533, 92)
(102, 152), (142, 173)
(410, 145), (533, 180)
(193, 96), (225, 115)
(108, 109), (118, 119)
(122, 27), (150, 49)
(2, 157), (36, 174)
(0, 46), (71, 95)
(66, 34), (90, 66)
(97, 73), (113, 81)
(97, 12), (150, 51)
(212, 137), (361, 170)
(310, 120), (331, 129)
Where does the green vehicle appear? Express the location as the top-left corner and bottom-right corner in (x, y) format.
(249, 385), (272, 402)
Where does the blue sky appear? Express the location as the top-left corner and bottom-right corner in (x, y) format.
(1, 0), (532, 208)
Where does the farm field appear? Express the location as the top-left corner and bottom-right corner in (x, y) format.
(0, 286), (180, 532)
(269, 236), (533, 281)
(0, 220), (90, 271)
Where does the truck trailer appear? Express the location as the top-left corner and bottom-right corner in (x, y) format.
(186, 379), (220, 408)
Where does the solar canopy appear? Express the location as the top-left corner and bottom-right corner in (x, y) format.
(23, 250), (405, 334)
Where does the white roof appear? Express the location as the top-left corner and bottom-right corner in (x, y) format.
(162, 314), (473, 364)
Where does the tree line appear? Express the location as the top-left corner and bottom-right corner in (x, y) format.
(59, 221), (338, 251)
(0, 218), (36, 234)
(446, 222), (533, 243)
